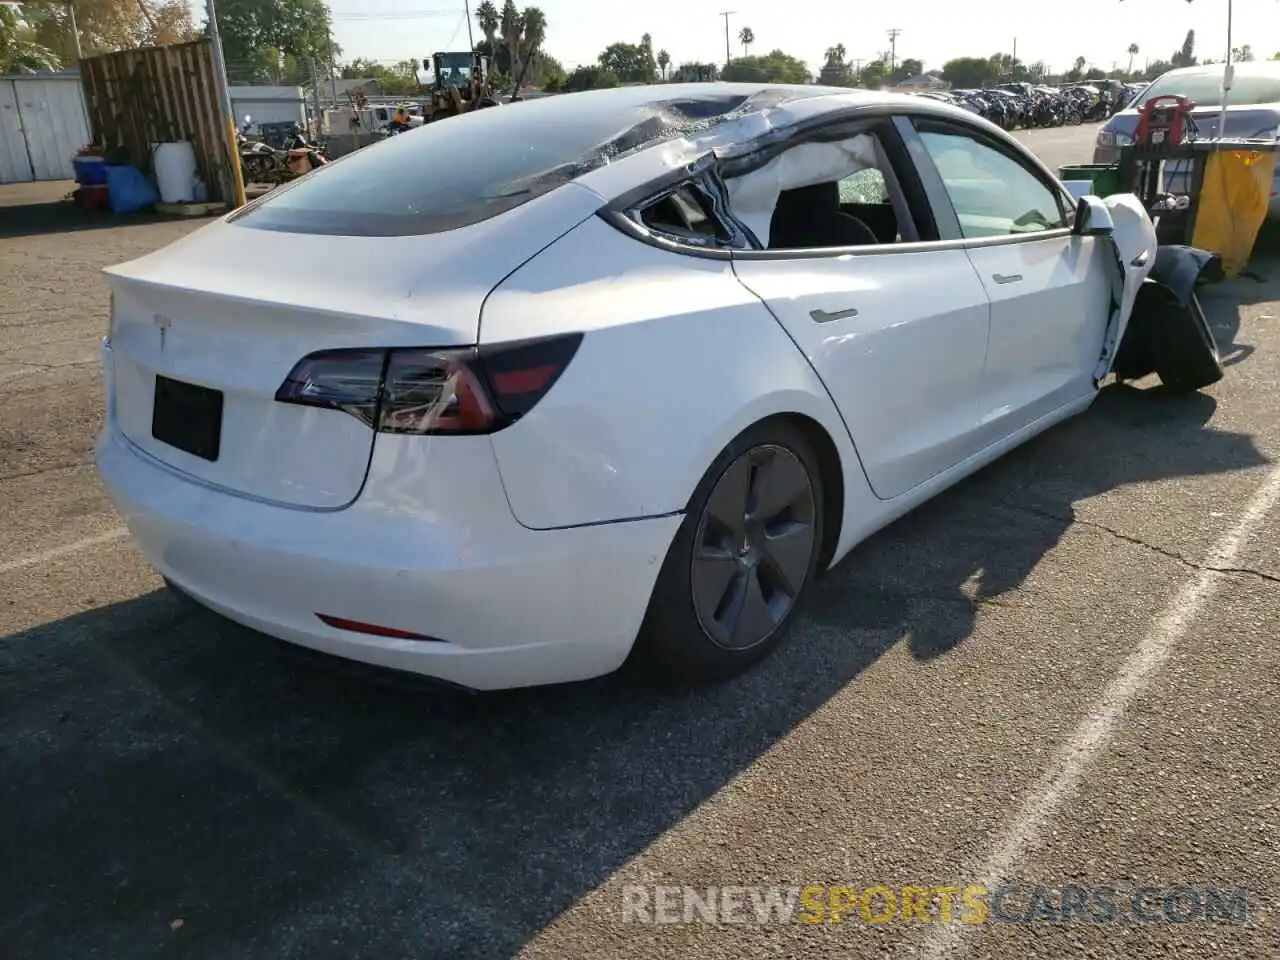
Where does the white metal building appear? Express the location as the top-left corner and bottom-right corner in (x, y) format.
(0, 73), (92, 183)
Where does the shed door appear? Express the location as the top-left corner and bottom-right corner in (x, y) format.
(15, 78), (91, 181)
(0, 81), (35, 184)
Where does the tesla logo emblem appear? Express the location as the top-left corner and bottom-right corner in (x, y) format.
(154, 314), (171, 351)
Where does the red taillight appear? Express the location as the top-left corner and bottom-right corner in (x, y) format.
(274, 333), (582, 435)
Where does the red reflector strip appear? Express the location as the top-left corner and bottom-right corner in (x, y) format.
(316, 613), (441, 641)
(490, 364), (557, 395)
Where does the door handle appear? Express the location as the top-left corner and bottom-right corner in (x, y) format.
(1130, 250), (1151, 267)
(992, 273), (1023, 284)
(810, 307), (859, 323)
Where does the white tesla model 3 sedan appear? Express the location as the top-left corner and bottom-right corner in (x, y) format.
(96, 83), (1165, 691)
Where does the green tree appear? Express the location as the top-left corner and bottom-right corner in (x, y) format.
(560, 64), (618, 92)
(22, 0), (198, 64)
(889, 57), (922, 85)
(859, 58), (887, 89)
(818, 44), (853, 86)
(0, 5), (61, 72)
(212, 0), (337, 84)
(1173, 29), (1196, 67)
(721, 49), (809, 83)
(737, 26), (754, 57)
(940, 56), (996, 89)
(1127, 43), (1139, 74)
(1231, 45), (1253, 62)
(671, 61), (718, 82)
(598, 37), (656, 83)
(474, 0), (499, 49)
(657, 48), (671, 79)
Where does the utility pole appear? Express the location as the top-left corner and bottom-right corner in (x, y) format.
(65, 1), (83, 62)
(1217, 0), (1233, 139)
(720, 11), (735, 68)
(326, 21), (338, 107)
(308, 56), (323, 140)
(887, 28), (901, 74)
(1012, 37), (1017, 71)
(205, 0), (246, 207)
(463, 0), (475, 50)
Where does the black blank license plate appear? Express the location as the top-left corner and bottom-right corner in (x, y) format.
(152, 375), (223, 461)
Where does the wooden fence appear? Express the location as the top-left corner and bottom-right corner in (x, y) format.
(79, 40), (234, 203)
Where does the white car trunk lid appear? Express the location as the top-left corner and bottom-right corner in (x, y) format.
(104, 187), (600, 509)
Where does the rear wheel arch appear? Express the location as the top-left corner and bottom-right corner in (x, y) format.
(683, 410), (846, 577)
(764, 413), (845, 576)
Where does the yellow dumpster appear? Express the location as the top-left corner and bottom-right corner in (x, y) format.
(1191, 149), (1277, 278)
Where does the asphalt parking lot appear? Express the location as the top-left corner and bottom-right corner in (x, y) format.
(3, 123), (1280, 959)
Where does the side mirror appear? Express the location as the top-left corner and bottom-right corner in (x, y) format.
(1073, 195), (1114, 237)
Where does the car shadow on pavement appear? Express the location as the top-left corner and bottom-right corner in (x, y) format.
(2, 376), (1268, 958)
(812, 383), (1267, 661)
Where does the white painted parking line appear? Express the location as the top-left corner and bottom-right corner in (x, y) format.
(917, 462), (1280, 960)
(0, 527), (129, 576)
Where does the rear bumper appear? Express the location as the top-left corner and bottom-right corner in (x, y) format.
(95, 355), (681, 690)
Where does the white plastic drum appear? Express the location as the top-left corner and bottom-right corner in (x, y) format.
(153, 141), (198, 203)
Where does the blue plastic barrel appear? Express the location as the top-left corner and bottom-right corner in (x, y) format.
(73, 156), (107, 185)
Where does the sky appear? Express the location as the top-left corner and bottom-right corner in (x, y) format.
(313, 0), (1280, 76)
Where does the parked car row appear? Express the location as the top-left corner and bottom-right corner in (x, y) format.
(918, 81), (1145, 129)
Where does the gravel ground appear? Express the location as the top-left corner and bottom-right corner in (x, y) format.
(2, 123), (1279, 960)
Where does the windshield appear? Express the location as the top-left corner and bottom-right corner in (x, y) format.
(435, 53), (474, 86)
(232, 91), (769, 237)
(1140, 66), (1280, 108)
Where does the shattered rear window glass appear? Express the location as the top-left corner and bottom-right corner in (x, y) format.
(233, 90), (792, 237)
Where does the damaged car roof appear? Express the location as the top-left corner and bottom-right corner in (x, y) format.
(234, 83), (928, 237)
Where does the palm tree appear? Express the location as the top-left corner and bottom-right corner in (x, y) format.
(475, 1), (499, 50)
(738, 26), (754, 57)
(657, 48), (671, 80)
(516, 5), (547, 90)
(500, 0), (523, 81)
(1126, 43), (1139, 75)
(0, 5), (62, 74)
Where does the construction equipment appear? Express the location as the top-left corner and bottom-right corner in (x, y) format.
(421, 51), (500, 121)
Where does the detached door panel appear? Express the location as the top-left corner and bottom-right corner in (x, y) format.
(732, 249), (991, 501)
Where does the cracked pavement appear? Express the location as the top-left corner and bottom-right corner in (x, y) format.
(2, 126), (1280, 959)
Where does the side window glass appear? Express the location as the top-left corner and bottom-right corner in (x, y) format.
(638, 184), (729, 243)
(916, 129), (1066, 239)
(838, 168), (889, 204)
(724, 132), (915, 250)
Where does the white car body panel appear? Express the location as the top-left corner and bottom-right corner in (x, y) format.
(97, 340), (679, 691)
(965, 234), (1112, 433)
(481, 214), (864, 529)
(103, 183), (604, 509)
(92, 83), (1167, 689)
(731, 248), (993, 501)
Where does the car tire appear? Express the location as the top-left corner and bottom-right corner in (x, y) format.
(1152, 286), (1225, 393)
(631, 420), (825, 685)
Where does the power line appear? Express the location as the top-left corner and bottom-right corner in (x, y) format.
(332, 10), (458, 20)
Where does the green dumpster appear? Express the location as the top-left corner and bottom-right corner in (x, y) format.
(1057, 163), (1124, 196)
